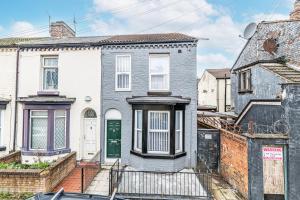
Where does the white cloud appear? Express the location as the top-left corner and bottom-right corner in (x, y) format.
(86, 0), (247, 75)
(197, 53), (233, 76)
(10, 21), (45, 37)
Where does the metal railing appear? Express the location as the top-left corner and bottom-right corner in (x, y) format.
(110, 168), (212, 199)
(109, 159), (120, 195)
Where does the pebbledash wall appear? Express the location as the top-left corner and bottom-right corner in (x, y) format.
(101, 43), (198, 171)
(16, 48), (101, 162)
(0, 49), (17, 156)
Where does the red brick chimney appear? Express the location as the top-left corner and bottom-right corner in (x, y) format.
(290, 0), (300, 20)
(49, 21), (75, 38)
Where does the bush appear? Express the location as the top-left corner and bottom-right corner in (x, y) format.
(0, 162), (50, 170)
(0, 192), (33, 200)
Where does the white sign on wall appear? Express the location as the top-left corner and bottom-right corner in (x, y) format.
(263, 147), (283, 161)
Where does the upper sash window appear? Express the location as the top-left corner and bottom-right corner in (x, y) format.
(115, 55), (131, 91)
(149, 54), (170, 91)
(42, 56), (58, 91)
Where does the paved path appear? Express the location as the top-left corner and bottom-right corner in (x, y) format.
(85, 168), (110, 195)
(53, 167), (82, 192)
(212, 175), (246, 200)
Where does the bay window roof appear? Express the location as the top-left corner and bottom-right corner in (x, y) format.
(18, 95), (76, 105)
(126, 96), (191, 105)
(0, 98), (10, 109)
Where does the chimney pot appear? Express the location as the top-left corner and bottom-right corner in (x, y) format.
(49, 21), (75, 38)
(290, 0), (300, 20)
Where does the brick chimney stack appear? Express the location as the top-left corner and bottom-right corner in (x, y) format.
(49, 21), (75, 38)
(290, 0), (300, 20)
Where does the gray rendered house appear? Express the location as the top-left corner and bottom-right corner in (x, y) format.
(100, 33), (198, 171)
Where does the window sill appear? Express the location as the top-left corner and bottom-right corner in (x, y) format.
(0, 146), (6, 151)
(147, 91), (172, 96)
(115, 89), (131, 92)
(21, 148), (70, 156)
(238, 90), (253, 94)
(37, 91), (59, 96)
(130, 150), (186, 159)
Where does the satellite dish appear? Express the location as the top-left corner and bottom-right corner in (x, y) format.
(243, 23), (257, 39)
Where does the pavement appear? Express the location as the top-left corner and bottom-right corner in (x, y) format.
(211, 175), (246, 200)
(85, 166), (111, 195)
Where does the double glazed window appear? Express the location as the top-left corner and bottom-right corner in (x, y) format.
(149, 54), (170, 91)
(133, 109), (184, 155)
(30, 110), (67, 150)
(30, 111), (48, 150)
(148, 111), (170, 153)
(43, 56), (58, 91)
(134, 110), (142, 151)
(116, 55), (131, 91)
(54, 110), (66, 149)
(239, 69), (251, 92)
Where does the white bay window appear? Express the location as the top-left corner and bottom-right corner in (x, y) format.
(134, 110), (143, 151)
(148, 111), (170, 154)
(175, 111), (183, 153)
(116, 55), (131, 91)
(149, 54), (170, 91)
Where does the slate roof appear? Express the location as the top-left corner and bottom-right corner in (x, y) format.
(0, 33), (197, 47)
(206, 68), (230, 79)
(261, 63), (300, 83)
(0, 37), (45, 47)
(101, 33), (198, 44)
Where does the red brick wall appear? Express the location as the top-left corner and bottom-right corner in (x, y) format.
(220, 130), (248, 198)
(0, 152), (76, 193)
(0, 151), (21, 163)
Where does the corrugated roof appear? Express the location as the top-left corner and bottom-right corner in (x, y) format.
(206, 68), (230, 79)
(261, 63), (300, 83)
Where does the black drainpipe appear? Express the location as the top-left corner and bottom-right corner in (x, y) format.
(13, 47), (20, 152)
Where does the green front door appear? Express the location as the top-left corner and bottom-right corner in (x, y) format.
(107, 120), (121, 158)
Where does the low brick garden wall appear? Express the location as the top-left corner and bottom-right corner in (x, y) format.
(220, 130), (248, 199)
(0, 151), (76, 193)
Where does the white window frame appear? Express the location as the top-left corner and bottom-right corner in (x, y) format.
(0, 110), (3, 146)
(149, 54), (170, 91)
(54, 110), (67, 150)
(239, 69), (251, 92)
(29, 110), (48, 150)
(42, 56), (59, 91)
(175, 110), (183, 153)
(147, 110), (170, 154)
(134, 110), (143, 152)
(115, 55), (131, 91)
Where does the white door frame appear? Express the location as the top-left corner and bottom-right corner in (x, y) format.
(81, 109), (97, 160)
(104, 109), (122, 163)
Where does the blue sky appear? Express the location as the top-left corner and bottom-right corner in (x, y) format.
(0, 0), (294, 76)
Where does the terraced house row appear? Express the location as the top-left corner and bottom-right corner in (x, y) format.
(0, 21), (198, 171)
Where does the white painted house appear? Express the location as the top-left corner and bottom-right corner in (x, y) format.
(0, 22), (103, 163)
(0, 44), (19, 156)
(198, 68), (231, 112)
